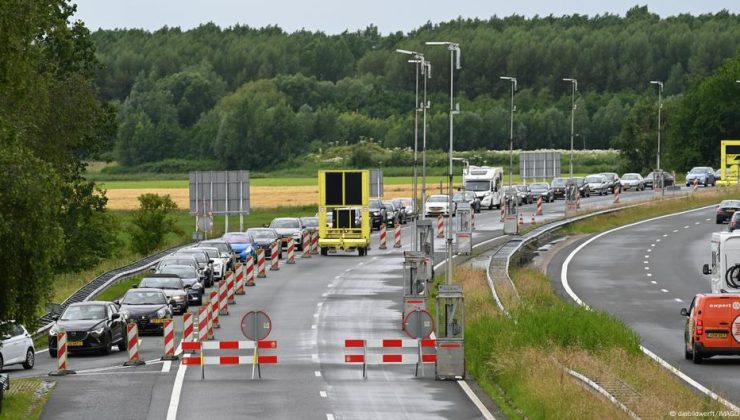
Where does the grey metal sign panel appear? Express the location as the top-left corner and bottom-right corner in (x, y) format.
(240, 310), (272, 341)
(189, 170), (250, 215)
(519, 152), (561, 180)
(403, 309), (434, 339)
(370, 168), (383, 198)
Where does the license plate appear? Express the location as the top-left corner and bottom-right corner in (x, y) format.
(707, 332), (727, 339)
(150, 319), (167, 324)
(728, 209), (735, 213)
(67, 341), (83, 347)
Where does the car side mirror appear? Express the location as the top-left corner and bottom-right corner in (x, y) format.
(702, 264), (711, 275)
(209, 259), (215, 264)
(169, 299), (177, 306)
(51, 315), (59, 321)
(111, 313), (121, 320)
(680, 308), (689, 317)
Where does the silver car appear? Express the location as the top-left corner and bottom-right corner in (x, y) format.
(585, 174), (608, 195)
(620, 173), (645, 191)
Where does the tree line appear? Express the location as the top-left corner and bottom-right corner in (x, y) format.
(94, 6), (740, 173)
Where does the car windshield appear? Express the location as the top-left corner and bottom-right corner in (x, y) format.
(601, 174), (616, 181)
(369, 199), (382, 209)
(464, 180), (490, 191)
(140, 277), (183, 290)
(176, 251), (206, 263)
(122, 291), (167, 305)
(400, 199), (414, 207)
(514, 186), (527, 192)
(427, 196), (447, 203)
(248, 229), (275, 239)
(160, 258), (195, 267)
(158, 266), (197, 278)
(585, 176), (603, 183)
(452, 193), (465, 201)
(223, 233), (251, 244)
(198, 248), (219, 259)
(61, 305), (106, 321)
(530, 183), (548, 190)
(199, 242), (230, 253)
(689, 168), (707, 174)
(551, 178), (566, 187)
(622, 174), (639, 180)
(271, 219), (300, 229)
(300, 218), (318, 228)
(720, 200), (740, 207)
(574, 177), (585, 185)
(382, 201), (395, 209)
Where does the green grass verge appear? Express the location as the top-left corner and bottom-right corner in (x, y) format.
(94, 276), (143, 302)
(1, 378), (54, 419)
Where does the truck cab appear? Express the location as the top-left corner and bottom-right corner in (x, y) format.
(704, 231), (740, 293)
(318, 170), (370, 256)
(463, 166), (503, 210)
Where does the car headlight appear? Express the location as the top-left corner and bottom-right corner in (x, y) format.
(192, 282), (202, 290)
(292, 232), (301, 237)
(157, 308), (167, 318)
(90, 327), (105, 337)
(373, 211), (380, 216)
(173, 295), (186, 302)
(49, 325), (59, 336)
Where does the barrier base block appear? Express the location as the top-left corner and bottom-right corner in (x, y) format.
(246, 281), (256, 287)
(48, 369), (76, 376)
(161, 355), (180, 361)
(123, 360), (146, 367)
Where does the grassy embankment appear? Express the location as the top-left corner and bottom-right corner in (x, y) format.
(0, 378), (54, 419)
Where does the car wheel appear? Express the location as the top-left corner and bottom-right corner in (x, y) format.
(320, 247), (328, 256)
(22, 348), (35, 369)
(49, 349), (57, 358)
(117, 335), (127, 352)
(692, 342), (703, 364)
(101, 333), (112, 355)
(717, 217), (722, 224)
(0, 353), (3, 372)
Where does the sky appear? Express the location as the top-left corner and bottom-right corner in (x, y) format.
(72, 0), (739, 34)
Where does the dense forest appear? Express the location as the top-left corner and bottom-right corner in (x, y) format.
(91, 6), (740, 173)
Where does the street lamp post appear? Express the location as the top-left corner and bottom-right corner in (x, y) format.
(563, 78), (577, 180)
(396, 49), (426, 250)
(421, 61), (431, 220)
(427, 41), (460, 286)
(501, 76), (517, 216)
(650, 80), (664, 191)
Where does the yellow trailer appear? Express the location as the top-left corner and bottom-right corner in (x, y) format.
(318, 170), (370, 256)
(716, 140), (740, 186)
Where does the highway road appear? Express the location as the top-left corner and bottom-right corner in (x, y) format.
(0, 187), (672, 419)
(549, 206), (740, 406)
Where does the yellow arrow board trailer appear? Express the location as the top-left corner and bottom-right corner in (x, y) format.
(318, 170), (370, 256)
(717, 140), (740, 186)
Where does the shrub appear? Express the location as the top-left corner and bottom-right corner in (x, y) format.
(130, 194), (182, 255)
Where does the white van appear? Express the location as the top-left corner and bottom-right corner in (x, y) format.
(703, 231), (740, 293)
(463, 166), (503, 210)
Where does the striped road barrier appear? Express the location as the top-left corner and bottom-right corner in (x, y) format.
(344, 338), (436, 379)
(181, 340), (278, 380)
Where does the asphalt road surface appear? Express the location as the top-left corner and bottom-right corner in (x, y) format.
(14, 186), (674, 419)
(549, 205), (740, 406)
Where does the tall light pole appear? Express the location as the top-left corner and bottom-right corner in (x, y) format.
(427, 41), (461, 286)
(421, 60), (431, 220)
(563, 78), (577, 180)
(650, 80), (663, 190)
(396, 49), (425, 250)
(501, 76), (517, 215)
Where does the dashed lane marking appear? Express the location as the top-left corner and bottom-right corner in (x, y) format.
(647, 274), (652, 277)
(661, 289), (669, 293)
(320, 391), (328, 398)
(315, 371), (322, 377)
(651, 281), (657, 284)
(675, 298), (683, 303)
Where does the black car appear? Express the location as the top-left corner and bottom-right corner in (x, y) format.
(574, 177), (591, 198)
(644, 171), (675, 189)
(453, 191), (481, 213)
(514, 185), (533, 204)
(715, 200), (740, 224)
(48, 302), (127, 357)
(382, 200), (401, 226)
(730, 212), (740, 232)
(174, 249), (214, 286)
(391, 199), (408, 224)
(116, 288), (174, 335)
(196, 240), (235, 272)
(599, 172), (621, 194)
(551, 178), (567, 199)
(137, 275), (189, 314)
(246, 228), (282, 259)
(369, 199), (387, 230)
(154, 267), (203, 306)
(529, 182), (554, 203)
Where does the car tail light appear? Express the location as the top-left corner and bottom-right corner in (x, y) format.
(696, 319), (704, 335)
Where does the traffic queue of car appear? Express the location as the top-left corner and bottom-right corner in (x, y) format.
(40, 216), (322, 360)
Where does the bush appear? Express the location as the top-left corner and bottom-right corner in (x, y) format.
(130, 194), (182, 255)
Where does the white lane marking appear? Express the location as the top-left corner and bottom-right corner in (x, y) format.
(661, 289), (669, 293)
(166, 356), (188, 420)
(695, 222), (701, 225)
(313, 313), (319, 318)
(561, 204), (740, 412)
(311, 324), (317, 330)
(644, 261), (649, 264)
(647, 273), (652, 277)
(458, 380), (496, 420)
(644, 255), (650, 258)
(320, 391), (328, 398)
(317, 302), (323, 307)
(647, 249), (652, 253)
(706, 218), (711, 221)
(651, 281), (657, 284)
(644, 267), (650, 270)
(673, 229), (679, 233)
(663, 234), (668, 237)
(312, 353), (319, 363)
(651, 244), (656, 247)
(684, 225), (690, 229)
(327, 415), (335, 420)
(656, 239), (661, 242)
(675, 298), (683, 303)
(315, 370), (322, 377)
(162, 360), (172, 373)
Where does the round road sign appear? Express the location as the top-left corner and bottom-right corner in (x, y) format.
(240, 310), (272, 341)
(403, 309), (434, 339)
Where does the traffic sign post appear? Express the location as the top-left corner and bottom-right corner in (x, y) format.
(240, 310), (272, 379)
(455, 202), (472, 255)
(402, 251), (430, 327)
(403, 309), (434, 377)
(415, 219), (435, 280)
(435, 284), (465, 380)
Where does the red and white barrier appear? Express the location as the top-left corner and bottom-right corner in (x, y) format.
(393, 223), (402, 248)
(613, 185), (621, 203)
(270, 241), (280, 271)
(162, 319), (178, 361)
(471, 211), (476, 229)
(500, 205), (505, 222)
(518, 213), (523, 226)
(301, 230), (311, 259)
(218, 280), (229, 315)
(344, 338), (436, 378)
(310, 229), (319, 255)
(286, 239), (295, 264)
(123, 322), (145, 366)
(49, 331), (75, 375)
(197, 307), (208, 341)
(235, 263), (245, 295)
(183, 312), (194, 348)
(530, 214), (536, 226)
(378, 223), (387, 250)
(536, 196), (543, 215)
(245, 256), (255, 286)
(576, 194), (581, 209)
(692, 178), (699, 192)
(226, 272), (236, 304)
(209, 290), (220, 329)
(437, 214), (444, 238)
(181, 340), (278, 379)
(257, 248), (267, 278)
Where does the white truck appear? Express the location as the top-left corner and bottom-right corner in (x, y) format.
(704, 231), (740, 293)
(463, 166), (504, 210)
